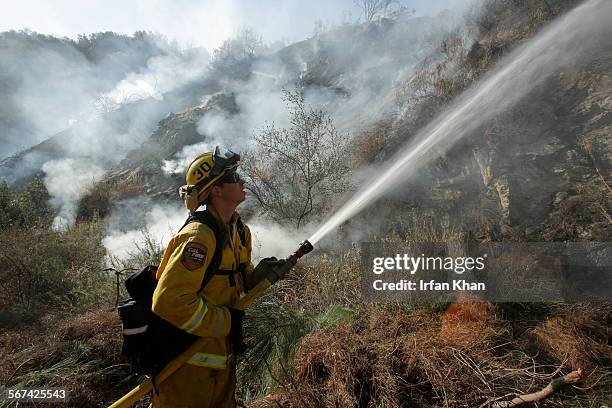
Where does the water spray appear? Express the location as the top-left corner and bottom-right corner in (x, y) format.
(308, 0), (610, 245)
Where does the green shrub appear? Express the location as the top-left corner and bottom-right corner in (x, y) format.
(0, 219), (112, 328)
(0, 178), (53, 230)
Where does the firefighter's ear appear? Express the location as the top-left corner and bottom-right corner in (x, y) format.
(179, 185), (200, 214)
(208, 184), (222, 199)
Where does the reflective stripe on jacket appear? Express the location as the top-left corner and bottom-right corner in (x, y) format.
(187, 352), (231, 369)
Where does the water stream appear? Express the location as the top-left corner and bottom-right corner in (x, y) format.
(308, 0), (611, 245)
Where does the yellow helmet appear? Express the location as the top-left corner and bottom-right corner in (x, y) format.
(180, 146), (241, 212)
(186, 152), (215, 186)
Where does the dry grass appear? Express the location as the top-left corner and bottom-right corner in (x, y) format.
(285, 246), (362, 313)
(0, 221), (110, 327)
(249, 302), (611, 408)
(77, 177), (147, 222)
(350, 118), (393, 168)
(0, 309), (141, 408)
(440, 298), (497, 347)
(532, 306), (612, 372)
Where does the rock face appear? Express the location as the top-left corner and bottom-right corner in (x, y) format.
(402, 54), (612, 241)
(104, 91), (240, 202)
(334, 0), (610, 242)
(105, 107), (209, 201)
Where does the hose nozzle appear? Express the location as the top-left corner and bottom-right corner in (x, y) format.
(298, 240), (314, 256)
(289, 239), (313, 263)
(265, 240), (314, 285)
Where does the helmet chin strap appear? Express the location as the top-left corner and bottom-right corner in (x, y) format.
(178, 185), (203, 214)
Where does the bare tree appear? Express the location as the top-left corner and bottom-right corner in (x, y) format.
(354, 0), (397, 22)
(312, 19), (331, 37)
(94, 94), (119, 115)
(211, 28), (266, 79)
(243, 89), (351, 229)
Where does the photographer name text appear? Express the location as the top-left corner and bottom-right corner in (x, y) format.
(371, 254), (488, 292)
(373, 279), (485, 291)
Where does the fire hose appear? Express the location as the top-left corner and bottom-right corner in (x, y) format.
(108, 240), (314, 408)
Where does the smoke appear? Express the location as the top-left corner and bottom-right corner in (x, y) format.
(100, 47), (210, 109)
(197, 110), (247, 150)
(0, 31), (214, 232)
(102, 200), (309, 263)
(196, 80), (289, 145)
(248, 218), (316, 261)
(302, 10), (470, 134)
(41, 158), (105, 228)
(0, 32), (146, 157)
(162, 141), (214, 175)
(2, 3), (483, 259)
(103, 203), (187, 261)
(161, 63), (291, 173)
(0, 31), (209, 162)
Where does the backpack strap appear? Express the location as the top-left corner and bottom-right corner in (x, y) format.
(236, 217), (247, 244)
(235, 217), (249, 293)
(180, 211), (249, 293)
(179, 210), (226, 292)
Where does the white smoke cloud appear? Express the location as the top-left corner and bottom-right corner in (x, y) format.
(161, 141), (214, 175)
(41, 158), (105, 228)
(0, 31), (212, 185)
(103, 79), (163, 105)
(196, 110), (245, 149)
(103, 203), (188, 261)
(205, 89), (286, 144)
(102, 200), (311, 263)
(248, 217), (317, 261)
(100, 49), (210, 109)
(161, 69), (291, 174)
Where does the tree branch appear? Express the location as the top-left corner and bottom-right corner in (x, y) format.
(480, 368), (582, 408)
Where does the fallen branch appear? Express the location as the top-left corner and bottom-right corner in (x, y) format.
(480, 368), (582, 408)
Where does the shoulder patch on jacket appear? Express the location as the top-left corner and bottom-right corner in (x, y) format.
(181, 242), (208, 271)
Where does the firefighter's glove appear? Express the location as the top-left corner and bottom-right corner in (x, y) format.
(252, 257), (289, 285)
(228, 307), (246, 356)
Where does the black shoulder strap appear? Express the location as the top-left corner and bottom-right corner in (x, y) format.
(235, 216), (249, 293)
(236, 217), (247, 246)
(180, 210), (226, 292)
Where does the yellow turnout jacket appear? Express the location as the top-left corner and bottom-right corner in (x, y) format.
(151, 206), (253, 369)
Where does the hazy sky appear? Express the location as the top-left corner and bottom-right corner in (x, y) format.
(1, 0), (462, 51)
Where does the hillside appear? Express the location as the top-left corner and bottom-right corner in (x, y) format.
(0, 1), (610, 407)
(0, 31), (197, 157)
(88, 0), (610, 243)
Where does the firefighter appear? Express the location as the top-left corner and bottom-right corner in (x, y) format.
(150, 147), (254, 407)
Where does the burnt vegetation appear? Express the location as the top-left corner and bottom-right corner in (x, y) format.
(1, 1), (610, 407)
